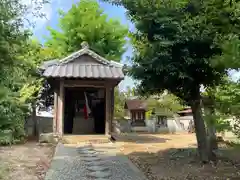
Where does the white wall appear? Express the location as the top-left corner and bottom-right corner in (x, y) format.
(156, 117), (192, 133)
(25, 116), (53, 135)
(112, 116), (194, 134)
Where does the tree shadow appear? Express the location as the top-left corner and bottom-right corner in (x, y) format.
(126, 146), (240, 180)
(112, 133), (170, 143)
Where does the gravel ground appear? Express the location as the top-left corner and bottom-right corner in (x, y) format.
(45, 143), (147, 180)
(0, 142), (54, 180)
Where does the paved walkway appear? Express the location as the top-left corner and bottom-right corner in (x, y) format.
(45, 143), (147, 180)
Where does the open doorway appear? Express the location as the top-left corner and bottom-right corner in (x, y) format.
(64, 87), (106, 135)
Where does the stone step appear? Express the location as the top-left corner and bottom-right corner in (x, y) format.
(61, 135), (110, 144)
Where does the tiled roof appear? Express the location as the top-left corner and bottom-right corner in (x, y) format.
(43, 63), (124, 79)
(39, 59), (59, 70)
(125, 99), (147, 110)
(41, 42), (124, 79)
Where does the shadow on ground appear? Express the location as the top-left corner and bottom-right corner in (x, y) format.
(126, 146), (240, 180)
(112, 133), (170, 144)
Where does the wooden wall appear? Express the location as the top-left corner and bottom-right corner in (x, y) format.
(52, 79), (119, 136)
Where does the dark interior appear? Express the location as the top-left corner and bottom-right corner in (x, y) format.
(64, 87), (106, 134)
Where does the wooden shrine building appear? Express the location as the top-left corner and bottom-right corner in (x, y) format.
(124, 99), (147, 126)
(40, 42), (124, 136)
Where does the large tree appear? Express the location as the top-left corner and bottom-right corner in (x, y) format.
(0, 0), (47, 143)
(103, 0), (240, 162)
(0, 0), (30, 143)
(45, 0), (128, 61)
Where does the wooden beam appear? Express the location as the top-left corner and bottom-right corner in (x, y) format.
(64, 79), (119, 88)
(58, 80), (64, 135)
(64, 84), (105, 88)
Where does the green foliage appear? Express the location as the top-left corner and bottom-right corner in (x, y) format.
(125, 86), (139, 98)
(147, 93), (184, 117)
(211, 79), (240, 138)
(114, 88), (126, 119)
(0, 0), (48, 144)
(18, 39), (52, 103)
(45, 0), (128, 61)
(212, 35), (240, 69)
(203, 110), (231, 133)
(0, 88), (28, 145)
(0, 0), (29, 144)
(103, 0), (240, 101)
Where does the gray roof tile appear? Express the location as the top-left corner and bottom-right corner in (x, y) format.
(41, 43), (124, 80)
(43, 63), (124, 79)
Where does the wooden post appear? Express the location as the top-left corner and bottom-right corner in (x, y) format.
(53, 90), (58, 134)
(105, 86), (110, 135)
(58, 80), (65, 136)
(110, 87), (114, 133)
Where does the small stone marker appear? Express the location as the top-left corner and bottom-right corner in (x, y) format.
(86, 166), (108, 171)
(82, 157), (101, 161)
(85, 160), (105, 166)
(88, 171), (111, 178)
(79, 147), (93, 150)
(85, 150), (98, 154)
(80, 153), (97, 158)
(39, 133), (59, 143)
(78, 148), (94, 153)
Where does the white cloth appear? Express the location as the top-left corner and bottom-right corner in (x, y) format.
(84, 92), (91, 115)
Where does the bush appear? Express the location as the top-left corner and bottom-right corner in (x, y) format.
(0, 92), (28, 145)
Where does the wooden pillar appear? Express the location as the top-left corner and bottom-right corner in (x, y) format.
(58, 80), (65, 136)
(105, 86), (110, 135)
(53, 90), (58, 134)
(110, 87), (114, 133)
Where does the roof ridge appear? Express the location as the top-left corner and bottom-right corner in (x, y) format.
(59, 47), (116, 66)
(57, 63), (115, 67)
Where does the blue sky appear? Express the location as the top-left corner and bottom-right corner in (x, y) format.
(29, 0), (135, 91)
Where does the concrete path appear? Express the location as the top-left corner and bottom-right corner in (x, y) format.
(45, 143), (147, 180)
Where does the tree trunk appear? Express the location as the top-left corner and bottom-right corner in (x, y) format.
(207, 125), (217, 150)
(206, 107), (218, 161)
(32, 101), (39, 138)
(203, 89), (218, 161)
(207, 126), (217, 161)
(191, 93), (209, 163)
